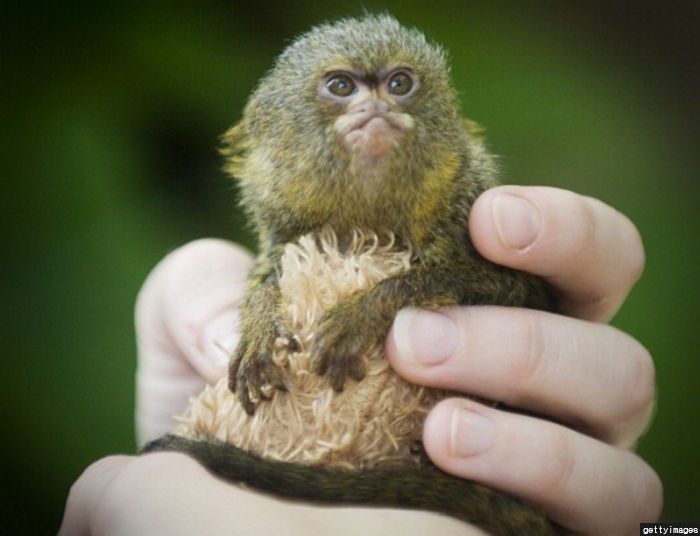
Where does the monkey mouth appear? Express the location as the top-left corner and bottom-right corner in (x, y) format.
(335, 111), (413, 162)
(347, 113), (399, 132)
(337, 109), (411, 137)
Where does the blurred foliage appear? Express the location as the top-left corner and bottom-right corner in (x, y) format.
(2, 0), (699, 532)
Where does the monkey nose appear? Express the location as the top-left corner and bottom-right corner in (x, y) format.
(348, 98), (391, 115)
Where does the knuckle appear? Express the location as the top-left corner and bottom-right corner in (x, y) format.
(618, 212), (646, 289)
(90, 456), (158, 531)
(589, 331), (656, 447)
(557, 192), (599, 260)
(505, 312), (547, 396)
(585, 197), (646, 290)
(628, 341), (656, 412)
(538, 425), (577, 493)
(635, 464), (664, 521)
(581, 333), (656, 449)
(577, 196), (599, 246)
(613, 338), (656, 442)
(628, 241), (646, 288)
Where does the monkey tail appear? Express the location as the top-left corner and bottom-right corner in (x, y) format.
(142, 434), (554, 536)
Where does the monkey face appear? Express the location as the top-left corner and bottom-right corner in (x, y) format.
(320, 67), (417, 164)
(225, 14), (469, 227)
(241, 15), (461, 167)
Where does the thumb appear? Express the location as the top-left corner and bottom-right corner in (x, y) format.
(135, 239), (253, 445)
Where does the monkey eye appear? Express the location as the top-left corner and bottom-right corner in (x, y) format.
(325, 74), (356, 97)
(386, 71), (415, 96)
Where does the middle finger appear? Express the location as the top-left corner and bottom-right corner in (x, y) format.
(386, 305), (655, 447)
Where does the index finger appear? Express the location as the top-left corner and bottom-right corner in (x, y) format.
(469, 186), (645, 322)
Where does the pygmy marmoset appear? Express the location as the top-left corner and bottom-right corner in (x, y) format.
(144, 14), (557, 535)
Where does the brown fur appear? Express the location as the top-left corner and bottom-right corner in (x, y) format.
(144, 15), (557, 535)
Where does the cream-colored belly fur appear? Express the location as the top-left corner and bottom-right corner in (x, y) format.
(174, 228), (446, 470)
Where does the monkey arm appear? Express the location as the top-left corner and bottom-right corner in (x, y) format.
(229, 244), (293, 414)
(312, 239), (554, 391)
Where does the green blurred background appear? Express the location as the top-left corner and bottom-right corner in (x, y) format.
(3, 0), (699, 532)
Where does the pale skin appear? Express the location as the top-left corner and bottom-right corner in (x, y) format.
(59, 186), (662, 536)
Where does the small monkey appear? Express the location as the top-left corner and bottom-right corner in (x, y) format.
(145, 15), (556, 535)
(225, 14), (553, 413)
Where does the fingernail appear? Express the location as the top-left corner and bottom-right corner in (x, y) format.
(492, 193), (541, 250)
(450, 406), (496, 458)
(393, 308), (458, 366)
(202, 308), (240, 368)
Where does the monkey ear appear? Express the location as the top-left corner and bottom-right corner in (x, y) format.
(461, 117), (486, 142)
(219, 121), (250, 177)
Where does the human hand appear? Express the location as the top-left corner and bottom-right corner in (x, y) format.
(58, 452), (473, 536)
(60, 239), (478, 536)
(60, 186), (661, 535)
(386, 186), (662, 535)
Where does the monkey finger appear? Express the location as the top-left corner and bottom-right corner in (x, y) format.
(387, 306), (656, 448)
(135, 238), (253, 445)
(423, 398), (662, 535)
(228, 345), (245, 392)
(469, 186), (645, 322)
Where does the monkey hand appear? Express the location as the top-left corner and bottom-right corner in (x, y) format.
(230, 315), (293, 415)
(311, 298), (384, 391)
